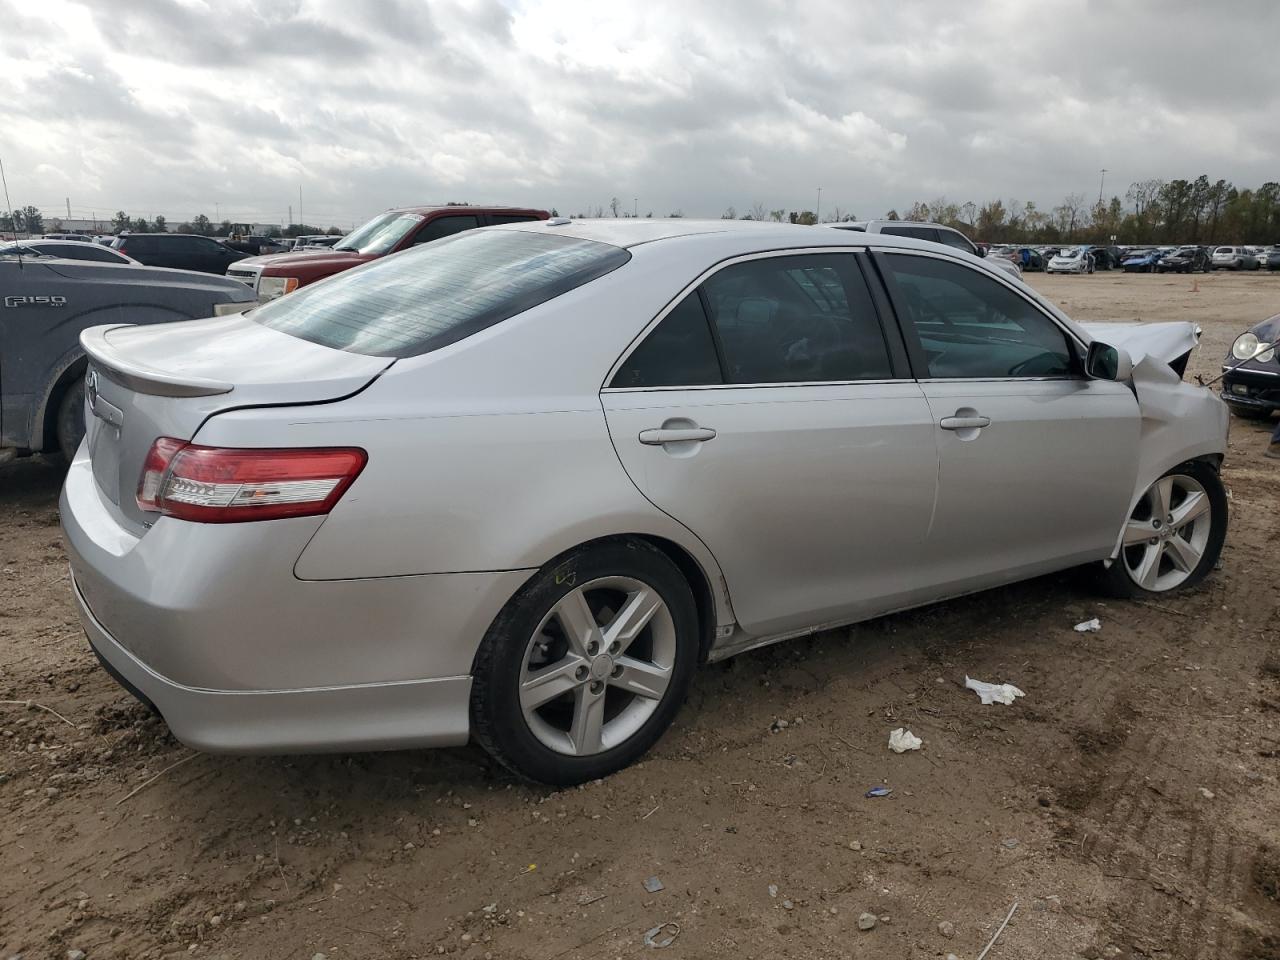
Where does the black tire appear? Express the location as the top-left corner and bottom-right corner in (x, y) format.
(470, 538), (699, 785)
(56, 381), (86, 462)
(1097, 460), (1227, 598)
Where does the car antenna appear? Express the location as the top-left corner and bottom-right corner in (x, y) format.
(0, 152), (23, 269)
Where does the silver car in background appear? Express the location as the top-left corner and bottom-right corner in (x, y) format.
(61, 220), (1229, 784)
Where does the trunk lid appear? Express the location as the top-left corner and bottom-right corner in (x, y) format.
(81, 314), (391, 532)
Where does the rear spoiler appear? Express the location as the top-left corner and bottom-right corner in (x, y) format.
(80, 325), (234, 398)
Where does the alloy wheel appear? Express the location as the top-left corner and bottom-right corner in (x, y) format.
(519, 577), (677, 756)
(1120, 474), (1213, 592)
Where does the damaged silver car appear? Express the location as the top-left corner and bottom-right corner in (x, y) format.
(61, 220), (1229, 784)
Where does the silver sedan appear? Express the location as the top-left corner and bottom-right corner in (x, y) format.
(61, 220), (1230, 784)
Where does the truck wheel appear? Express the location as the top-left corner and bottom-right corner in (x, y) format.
(56, 381), (86, 462)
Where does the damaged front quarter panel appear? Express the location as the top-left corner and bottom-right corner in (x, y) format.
(1080, 321), (1229, 559)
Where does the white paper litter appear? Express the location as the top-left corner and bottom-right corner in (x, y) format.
(888, 728), (923, 753)
(964, 676), (1026, 706)
(1073, 618), (1102, 633)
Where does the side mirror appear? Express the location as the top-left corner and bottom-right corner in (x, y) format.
(1086, 341), (1133, 381)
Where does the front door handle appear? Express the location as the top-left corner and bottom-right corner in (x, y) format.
(939, 415), (991, 430)
(639, 426), (717, 445)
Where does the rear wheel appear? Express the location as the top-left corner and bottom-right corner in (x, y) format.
(470, 539), (699, 785)
(1098, 461), (1226, 597)
(55, 381), (86, 462)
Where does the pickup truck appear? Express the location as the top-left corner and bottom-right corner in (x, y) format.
(0, 249), (255, 462)
(227, 205), (550, 301)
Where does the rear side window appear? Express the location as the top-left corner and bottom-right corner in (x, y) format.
(881, 225), (939, 243)
(411, 215), (480, 245)
(120, 236), (157, 255)
(611, 294), (722, 388)
(252, 230), (631, 358)
(700, 254), (893, 383)
(882, 253), (1075, 379)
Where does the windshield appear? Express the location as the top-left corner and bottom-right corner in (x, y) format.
(1059, 249), (1081, 259)
(332, 212), (425, 254)
(253, 229), (631, 358)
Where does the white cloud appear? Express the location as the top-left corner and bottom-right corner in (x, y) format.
(0, 0), (1276, 228)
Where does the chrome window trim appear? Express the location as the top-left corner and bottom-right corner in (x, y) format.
(602, 377), (912, 394)
(602, 245), (900, 392)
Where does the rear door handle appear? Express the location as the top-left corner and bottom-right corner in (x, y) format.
(639, 427), (717, 445)
(939, 415), (991, 430)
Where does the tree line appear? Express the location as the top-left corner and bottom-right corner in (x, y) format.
(1, 207), (341, 238)
(888, 176), (1280, 245)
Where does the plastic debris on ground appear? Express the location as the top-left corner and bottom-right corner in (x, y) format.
(1073, 618), (1102, 633)
(643, 922), (680, 948)
(865, 786), (893, 798)
(643, 876), (664, 893)
(964, 676), (1026, 706)
(887, 728), (923, 753)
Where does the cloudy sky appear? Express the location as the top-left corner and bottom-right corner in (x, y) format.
(1, 0), (1276, 230)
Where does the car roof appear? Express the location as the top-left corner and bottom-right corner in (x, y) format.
(491, 217), (998, 257)
(385, 204), (548, 217)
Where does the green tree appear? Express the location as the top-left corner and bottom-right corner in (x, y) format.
(17, 205), (44, 233)
(216, 219), (233, 236)
(111, 210), (130, 233)
(152, 214), (167, 233)
(190, 214), (212, 235)
(132, 217), (150, 232)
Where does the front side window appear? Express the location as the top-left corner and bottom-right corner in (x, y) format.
(936, 229), (977, 254)
(253, 230), (630, 358)
(700, 254), (893, 383)
(883, 253), (1075, 379)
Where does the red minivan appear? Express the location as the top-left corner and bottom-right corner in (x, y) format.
(227, 205), (550, 301)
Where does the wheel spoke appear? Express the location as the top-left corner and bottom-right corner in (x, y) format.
(1171, 490), (1210, 530)
(553, 588), (603, 658)
(520, 656), (585, 711)
(1123, 519), (1156, 546)
(609, 656), (672, 701)
(602, 588), (663, 655)
(1132, 543), (1163, 589)
(568, 686), (606, 755)
(1150, 476), (1174, 521)
(1164, 534), (1202, 574)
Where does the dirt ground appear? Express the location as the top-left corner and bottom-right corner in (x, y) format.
(1, 271), (1278, 960)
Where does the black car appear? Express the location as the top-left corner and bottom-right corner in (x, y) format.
(1156, 246), (1211, 273)
(1265, 248), (1280, 271)
(1221, 312), (1280, 420)
(1089, 246), (1123, 271)
(111, 233), (249, 274)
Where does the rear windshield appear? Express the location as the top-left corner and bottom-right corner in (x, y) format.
(251, 229), (631, 358)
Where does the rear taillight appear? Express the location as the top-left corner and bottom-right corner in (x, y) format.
(135, 439), (366, 523)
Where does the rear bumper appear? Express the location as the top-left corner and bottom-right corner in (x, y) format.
(59, 450), (533, 753)
(72, 575), (473, 752)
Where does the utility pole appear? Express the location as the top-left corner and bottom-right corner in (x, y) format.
(288, 204), (292, 228)
(816, 187), (822, 222)
(633, 197), (637, 218)
(1098, 168), (1107, 206)
(298, 185), (303, 229)
(215, 202), (220, 222)
(66, 197), (71, 219)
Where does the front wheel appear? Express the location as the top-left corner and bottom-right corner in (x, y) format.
(470, 539), (699, 785)
(1098, 461), (1227, 597)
